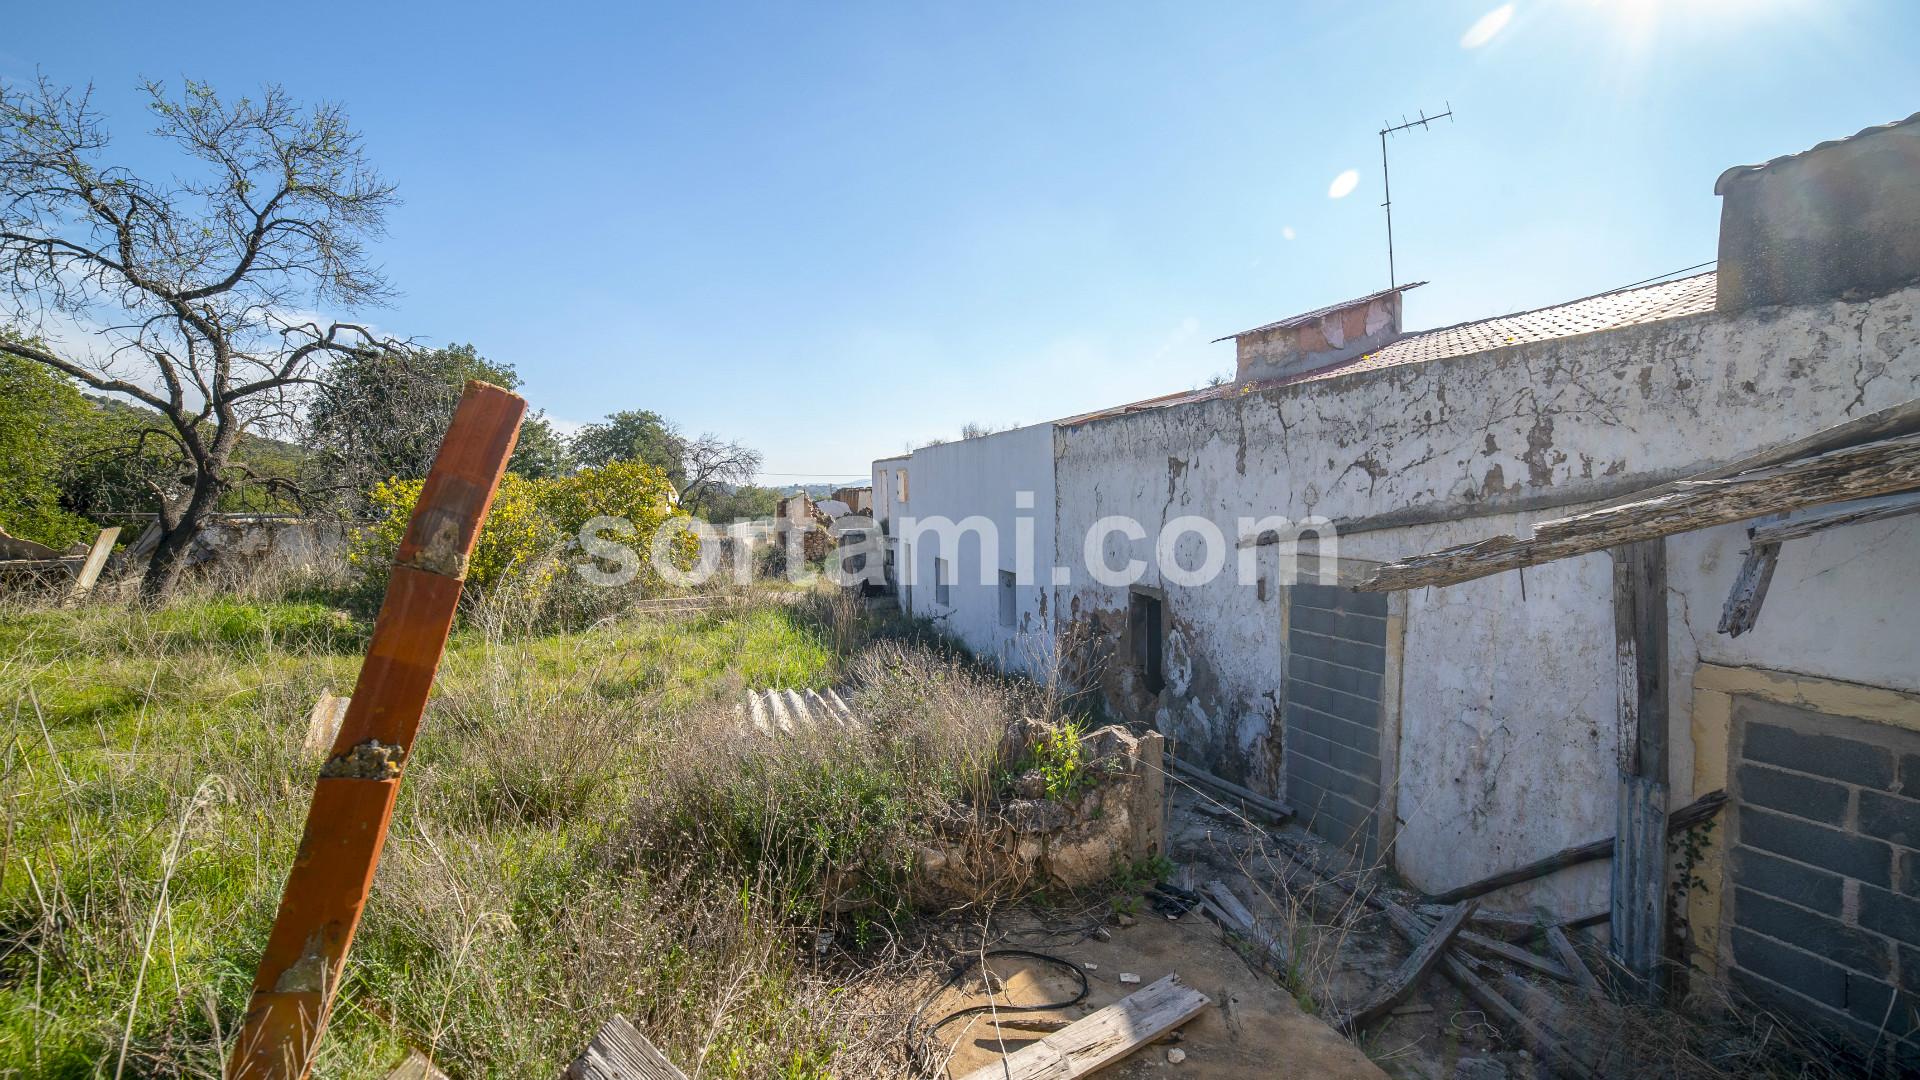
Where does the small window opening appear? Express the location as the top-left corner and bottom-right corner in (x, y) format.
(1129, 591), (1165, 695)
(998, 570), (1017, 627)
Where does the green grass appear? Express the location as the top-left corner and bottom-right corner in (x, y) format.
(0, 585), (982, 1078)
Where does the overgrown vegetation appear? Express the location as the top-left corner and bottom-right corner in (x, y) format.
(0, 569), (1046, 1077)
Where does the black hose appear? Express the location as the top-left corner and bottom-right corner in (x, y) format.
(907, 947), (1092, 1053)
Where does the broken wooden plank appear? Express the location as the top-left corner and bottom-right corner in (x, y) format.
(1545, 925), (1605, 1000)
(1168, 755), (1294, 821)
(1716, 542), (1780, 637)
(1412, 906), (1544, 941)
(563, 1014), (688, 1080)
(1427, 789), (1726, 904)
(1357, 431), (1920, 592)
(1201, 880), (1291, 973)
(1437, 950), (1592, 1077)
(956, 974), (1210, 1080)
(1374, 898), (1591, 1077)
(65, 526), (120, 602)
(1338, 900), (1477, 1032)
(384, 1050), (449, 1080)
(1453, 926), (1573, 984)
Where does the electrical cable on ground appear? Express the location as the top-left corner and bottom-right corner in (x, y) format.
(907, 947), (1091, 1060)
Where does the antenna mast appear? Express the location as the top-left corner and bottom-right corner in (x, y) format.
(1379, 103), (1453, 289)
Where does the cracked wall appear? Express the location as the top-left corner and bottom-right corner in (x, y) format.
(1053, 285), (1920, 912)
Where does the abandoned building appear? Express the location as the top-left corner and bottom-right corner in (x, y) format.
(871, 114), (1920, 1060)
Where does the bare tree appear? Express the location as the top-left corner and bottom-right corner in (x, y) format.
(677, 433), (763, 514)
(0, 77), (402, 597)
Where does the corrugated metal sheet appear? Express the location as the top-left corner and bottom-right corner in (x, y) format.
(738, 688), (859, 735)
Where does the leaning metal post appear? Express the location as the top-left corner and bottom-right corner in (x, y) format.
(227, 381), (525, 1080)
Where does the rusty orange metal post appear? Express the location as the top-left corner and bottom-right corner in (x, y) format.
(228, 381), (525, 1080)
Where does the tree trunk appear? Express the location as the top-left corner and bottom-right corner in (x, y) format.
(141, 471), (224, 601)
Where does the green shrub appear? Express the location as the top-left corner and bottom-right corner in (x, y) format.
(351, 459), (692, 594)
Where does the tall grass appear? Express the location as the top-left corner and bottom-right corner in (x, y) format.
(0, 570), (1024, 1077)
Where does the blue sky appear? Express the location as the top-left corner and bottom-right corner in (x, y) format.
(6, 1), (1917, 485)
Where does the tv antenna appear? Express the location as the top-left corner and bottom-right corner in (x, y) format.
(1379, 103), (1453, 289)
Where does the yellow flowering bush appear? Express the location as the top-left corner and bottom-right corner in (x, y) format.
(351, 460), (693, 593)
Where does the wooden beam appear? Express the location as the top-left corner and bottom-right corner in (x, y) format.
(1167, 755), (1294, 821)
(227, 382), (525, 1080)
(1357, 431), (1920, 592)
(1375, 899), (1591, 1077)
(1545, 925), (1605, 1001)
(1201, 880), (1292, 974)
(956, 974), (1209, 1080)
(65, 526), (120, 602)
(1427, 789), (1726, 905)
(1338, 900), (1477, 1032)
(1611, 539), (1669, 1002)
(1716, 542), (1780, 637)
(1452, 926), (1574, 984)
(563, 1015), (689, 1080)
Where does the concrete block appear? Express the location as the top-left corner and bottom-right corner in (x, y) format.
(1742, 808), (1891, 888)
(1738, 762), (1849, 826)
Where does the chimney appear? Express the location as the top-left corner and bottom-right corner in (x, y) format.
(1714, 113), (1920, 312)
(1220, 283), (1420, 383)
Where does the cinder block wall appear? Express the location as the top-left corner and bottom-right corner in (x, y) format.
(1726, 696), (1920, 1067)
(1283, 584), (1388, 860)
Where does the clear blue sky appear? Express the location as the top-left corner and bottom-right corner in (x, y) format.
(7, 1), (1917, 485)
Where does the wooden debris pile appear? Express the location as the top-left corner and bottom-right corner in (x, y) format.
(1193, 826), (1697, 1079)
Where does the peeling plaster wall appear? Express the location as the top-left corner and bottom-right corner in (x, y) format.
(1054, 286), (1920, 911)
(897, 425), (1057, 677)
(1667, 516), (1920, 796)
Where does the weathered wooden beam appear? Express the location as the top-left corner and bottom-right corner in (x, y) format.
(1545, 925), (1605, 1001)
(563, 1015), (688, 1080)
(1201, 879), (1292, 973)
(1611, 539), (1669, 1003)
(1452, 926), (1574, 984)
(227, 382), (525, 1080)
(1168, 755), (1294, 821)
(65, 526), (120, 603)
(1716, 542), (1780, 637)
(1427, 789), (1726, 904)
(1357, 431), (1920, 592)
(1376, 899), (1591, 1077)
(956, 974), (1210, 1080)
(1718, 490), (1920, 636)
(1338, 900), (1477, 1032)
